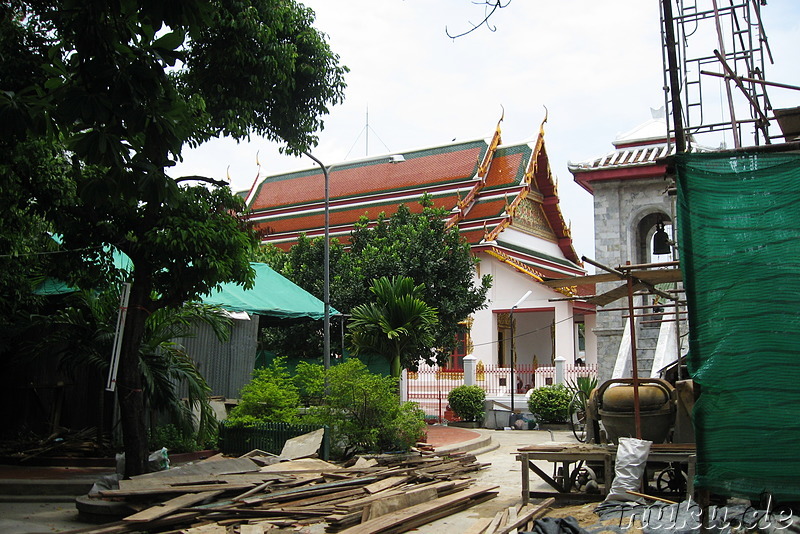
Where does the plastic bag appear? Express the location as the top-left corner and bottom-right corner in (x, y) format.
(115, 447), (170, 475)
(604, 437), (652, 503)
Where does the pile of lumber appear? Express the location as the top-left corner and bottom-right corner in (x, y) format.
(466, 498), (555, 534)
(70, 451), (495, 534)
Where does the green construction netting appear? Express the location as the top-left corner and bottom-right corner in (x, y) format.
(676, 149), (800, 501)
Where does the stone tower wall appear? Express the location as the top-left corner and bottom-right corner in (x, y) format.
(591, 175), (672, 382)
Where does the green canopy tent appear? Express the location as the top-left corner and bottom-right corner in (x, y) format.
(202, 262), (337, 323)
(36, 258), (335, 323)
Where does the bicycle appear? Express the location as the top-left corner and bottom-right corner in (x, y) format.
(569, 389), (590, 443)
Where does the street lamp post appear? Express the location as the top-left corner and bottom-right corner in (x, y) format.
(302, 152), (333, 372)
(510, 290), (532, 426)
(302, 152), (406, 373)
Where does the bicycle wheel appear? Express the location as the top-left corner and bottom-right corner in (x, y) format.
(569, 390), (589, 443)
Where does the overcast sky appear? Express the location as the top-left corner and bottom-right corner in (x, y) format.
(170, 1), (800, 261)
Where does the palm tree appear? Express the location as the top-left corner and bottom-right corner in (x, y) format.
(29, 288), (229, 446)
(348, 276), (438, 378)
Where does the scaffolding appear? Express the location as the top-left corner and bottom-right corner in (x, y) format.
(660, 0), (776, 150)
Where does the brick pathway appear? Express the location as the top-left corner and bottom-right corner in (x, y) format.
(422, 425), (481, 448)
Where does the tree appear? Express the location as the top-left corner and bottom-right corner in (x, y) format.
(259, 199), (492, 366)
(2, 0), (347, 475)
(348, 276), (439, 378)
(0, 139), (74, 326)
(29, 288), (231, 447)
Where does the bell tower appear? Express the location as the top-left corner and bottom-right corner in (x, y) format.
(569, 110), (677, 381)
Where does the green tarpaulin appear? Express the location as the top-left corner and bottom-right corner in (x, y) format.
(36, 259), (332, 323)
(203, 262), (334, 321)
(676, 148), (800, 501)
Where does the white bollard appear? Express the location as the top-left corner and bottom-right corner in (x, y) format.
(462, 355), (477, 386)
(554, 356), (566, 385)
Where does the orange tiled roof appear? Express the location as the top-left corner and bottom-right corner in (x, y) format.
(246, 117), (582, 270)
(249, 141), (486, 211)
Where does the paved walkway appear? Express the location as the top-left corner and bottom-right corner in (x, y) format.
(423, 424), (482, 448)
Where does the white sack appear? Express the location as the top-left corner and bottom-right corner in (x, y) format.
(604, 436), (652, 503)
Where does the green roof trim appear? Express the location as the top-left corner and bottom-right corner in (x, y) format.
(495, 239), (581, 270)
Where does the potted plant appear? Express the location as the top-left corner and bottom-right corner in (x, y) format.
(447, 385), (485, 427)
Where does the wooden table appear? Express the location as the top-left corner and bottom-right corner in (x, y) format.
(516, 444), (696, 503)
(516, 445), (614, 504)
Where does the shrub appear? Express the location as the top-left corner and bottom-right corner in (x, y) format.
(149, 424), (203, 454)
(303, 359), (426, 458)
(447, 385), (485, 422)
(227, 357), (300, 425)
(527, 384), (571, 423)
(293, 360), (325, 406)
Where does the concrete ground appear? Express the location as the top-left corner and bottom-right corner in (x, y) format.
(416, 427), (577, 533)
(0, 428), (577, 533)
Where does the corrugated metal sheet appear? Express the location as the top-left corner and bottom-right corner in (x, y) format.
(177, 315), (260, 399)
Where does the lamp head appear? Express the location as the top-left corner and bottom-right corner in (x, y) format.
(512, 290), (533, 310)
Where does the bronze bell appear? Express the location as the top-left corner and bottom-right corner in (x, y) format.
(652, 221), (671, 255)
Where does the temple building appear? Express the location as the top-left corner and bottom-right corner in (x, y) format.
(245, 118), (597, 376)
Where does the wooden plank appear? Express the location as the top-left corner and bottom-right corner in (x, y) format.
(120, 473), (284, 490)
(463, 517), (493, 534)
(242, 475), (379, 505)
(363, 487), (437, 521)
(337, 485), (498, 534)
(259, 457), (339, 473)
(349, 457), (379, 469)
(326, 510), (363, 528)
(241, 521), (276, 533)
(123, 490), (224, 523)
(335, 479), (462, 513)
(379, 492), (498, 534)
(487, 508), (508, 534)
(129, 457), (260, 481)
(334, 489), (406, 513)
(363, 476), (409, 494)
(178, 524), (228, 534)
(64, 511), (199, 533)
(505, 505), (518, 534)
(233, 480), (274, 501)
(496, 498), (555, 534)
(275, 487), (365, 508)
(100, 483), (254, 497)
